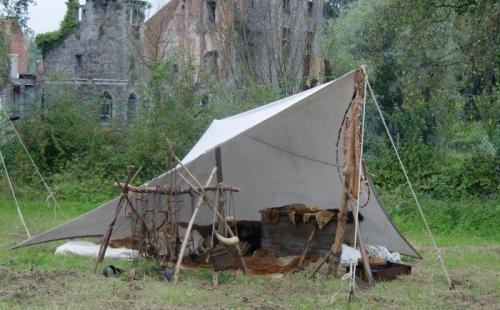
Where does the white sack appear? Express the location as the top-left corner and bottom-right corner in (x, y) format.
(55, 240), (140, 260)
(340, 244), (361, 266)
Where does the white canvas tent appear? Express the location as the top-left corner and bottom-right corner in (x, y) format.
(16, 70), (420, 258)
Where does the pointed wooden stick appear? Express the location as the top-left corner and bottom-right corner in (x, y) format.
(298, 226), (316, 269)
(173, 167), (217, 285)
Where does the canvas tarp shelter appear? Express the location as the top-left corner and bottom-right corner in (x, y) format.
(16, 70), (420, 258)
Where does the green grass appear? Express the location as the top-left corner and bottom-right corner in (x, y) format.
(0, 195), (499, 309)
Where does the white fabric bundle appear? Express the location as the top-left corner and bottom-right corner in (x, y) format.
(55, 240), (140, 260)
(365, 244), (401, 263)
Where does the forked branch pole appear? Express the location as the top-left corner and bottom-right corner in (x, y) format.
(330, 69), (364, 275)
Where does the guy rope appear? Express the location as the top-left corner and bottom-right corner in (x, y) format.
(366, 80), (454, 290)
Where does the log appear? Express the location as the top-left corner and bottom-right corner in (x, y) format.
(113, 182), (240, 195)
(173, 167), (217, 285)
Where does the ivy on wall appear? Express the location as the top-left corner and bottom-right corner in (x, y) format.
(35, 0), (79, 56)
(0, 31), (10, 86)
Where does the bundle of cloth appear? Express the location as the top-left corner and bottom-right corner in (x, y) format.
(55, 240), (140, 260)
(339, 244), (401, 266)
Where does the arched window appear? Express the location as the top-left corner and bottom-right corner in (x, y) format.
(127, 93), (137, 120)
(99, 92), (113, 122)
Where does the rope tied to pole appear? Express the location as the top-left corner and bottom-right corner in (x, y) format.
(0, 150), (31, 238)
(367, 81), (454, 290)
(1, 109), (62, 216)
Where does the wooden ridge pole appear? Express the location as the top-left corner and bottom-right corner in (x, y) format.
(113, 182), (240, 195)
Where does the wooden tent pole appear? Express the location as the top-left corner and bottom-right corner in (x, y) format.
(213, 147), (224, 287)
(215, 147), (225, 231)
(330, 68), (374, 284)
(213, 147), (248, 275)
(173, 167), (217, 285)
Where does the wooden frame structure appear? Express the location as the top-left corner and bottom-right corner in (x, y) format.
(95, 146), (247, 285)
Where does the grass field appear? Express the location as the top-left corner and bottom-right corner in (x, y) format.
(0, 197), (499, 309)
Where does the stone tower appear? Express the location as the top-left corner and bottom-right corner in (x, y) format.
(42, 0), (149, 122)
(145, 0), (326, 95)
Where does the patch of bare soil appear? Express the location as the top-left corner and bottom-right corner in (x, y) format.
(0, 268), (78, 305)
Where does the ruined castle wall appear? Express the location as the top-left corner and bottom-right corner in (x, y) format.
(42, 0), (147, 122)
(145, 0), (325, 94)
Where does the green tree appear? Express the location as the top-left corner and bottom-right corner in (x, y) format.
(321, 0), (499, 198)
(0, 0), (34, 86)
(0, 0), (34, 28)
(35, 0), (79, 56)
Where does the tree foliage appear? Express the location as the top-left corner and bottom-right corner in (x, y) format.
(35, 0), (79, 56)
(0, 0), (34, 28)
(1, 0), (497, 202)
(321, 0), (499, 198)
(1, 51), (279, 202)
(0, 0), (34, 86)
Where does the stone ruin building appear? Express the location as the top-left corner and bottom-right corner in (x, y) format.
(40, 0), (148, 123)
(0, 18), (36, 119)
(145, 0), (329, 94)
(3, 0), (329, 121)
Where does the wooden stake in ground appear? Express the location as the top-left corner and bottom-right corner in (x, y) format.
(173, 167), (218, 285)
(298, 226), (316, 269)
(355, 225), (374, 285)
(0, 150), (31, 238)
(94, 166), (141, 272)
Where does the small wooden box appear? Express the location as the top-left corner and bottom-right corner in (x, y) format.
(210, 245), (241, 271)
(355, 262), (412, 282)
